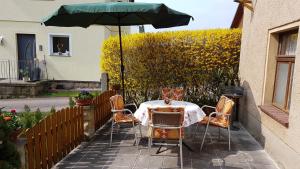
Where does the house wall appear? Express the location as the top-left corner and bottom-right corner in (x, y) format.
(0, 0), (130, 81)
(239, 0), (300, 169)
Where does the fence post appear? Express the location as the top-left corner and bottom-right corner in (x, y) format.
(83, 105), (96, 140)
(16, 136), (27, 169)
(100, 73), (109, 92)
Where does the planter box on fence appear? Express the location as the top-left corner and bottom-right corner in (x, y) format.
(83, 105), (96, 140)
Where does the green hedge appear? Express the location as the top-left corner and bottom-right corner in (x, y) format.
(101, 29), (241, 105)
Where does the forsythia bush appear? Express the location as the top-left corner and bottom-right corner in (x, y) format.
(101, 29), (241, 105)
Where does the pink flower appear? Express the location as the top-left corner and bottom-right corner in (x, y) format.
(10, 109), (16, 114)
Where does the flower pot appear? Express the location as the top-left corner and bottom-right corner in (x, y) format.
(9, 128), (22, 143)
(75, 98), (93, 106)
(22, 77), (30, 82)
(224, 86), (244, 96)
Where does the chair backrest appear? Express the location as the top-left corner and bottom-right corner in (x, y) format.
(110, 95), (132, 122)
(172, 87), (184, 101)
(161, 87), (173, 100)
(110, 95), (124, 111)
(215, 96), (227, 112)
(148, 107), (184, 128)
(215, 96), (235, 123)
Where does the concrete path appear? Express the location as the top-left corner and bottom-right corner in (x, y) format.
(0, 97), (69, 112)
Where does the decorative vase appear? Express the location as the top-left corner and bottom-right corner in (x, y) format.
(164, 97), (171, 105)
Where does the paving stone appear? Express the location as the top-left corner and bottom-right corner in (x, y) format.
(53, 123), (279, 169)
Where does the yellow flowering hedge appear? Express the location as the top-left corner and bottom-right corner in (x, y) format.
(101, 29), (241, 105)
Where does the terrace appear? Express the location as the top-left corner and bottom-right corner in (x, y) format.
(54, 122), (278, 169)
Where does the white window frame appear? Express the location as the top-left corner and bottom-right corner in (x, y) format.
(48, 33), (72, 56)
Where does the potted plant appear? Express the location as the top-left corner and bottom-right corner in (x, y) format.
(0, 115), (21, 169)
(74, 91), (94, 106)
(20, 68), (30, 82)
(1, 109), (22, 142)
(223, 67), (244, 96)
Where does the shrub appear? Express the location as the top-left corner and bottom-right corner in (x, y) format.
(101, 29), (241, 105)
(50, 106), (56, 114)
(24, 105), (30, 113)
(0, 117), (21, 169)
(34, 108), (43, 124)
(18, 108), (49, 129)
(75, 91), (94, 100)
(69, 97), (76, 108)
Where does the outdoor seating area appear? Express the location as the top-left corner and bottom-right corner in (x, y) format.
(54, 119), (278, 169)
(49, 90), (278, 169)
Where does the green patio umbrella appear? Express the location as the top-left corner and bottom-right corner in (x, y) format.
(43, 2), (193, 101)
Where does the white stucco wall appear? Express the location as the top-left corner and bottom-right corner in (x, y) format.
(239, 0), (300, 169)
(0, 0), (130, 81)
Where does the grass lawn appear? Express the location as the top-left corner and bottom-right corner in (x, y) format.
(41, 91), (100, 97)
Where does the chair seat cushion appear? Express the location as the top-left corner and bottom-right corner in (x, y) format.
(148, 127), (184, 140)
(200, 116), (229, 128)
(114, 113), (138, 123)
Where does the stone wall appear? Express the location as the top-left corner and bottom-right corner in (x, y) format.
(0, 81), (49, 98)
(0, 80), (101, 98)
(49, 80), (100, 90)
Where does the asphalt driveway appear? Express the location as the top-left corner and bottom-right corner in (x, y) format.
(0, 97), (69, 112)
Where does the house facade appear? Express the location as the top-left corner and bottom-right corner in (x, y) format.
(0, 0), (130, 82)
(238, 0), (300, 169)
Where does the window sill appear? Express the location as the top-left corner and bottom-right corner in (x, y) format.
(258, 105), (289, 128)
(49, 54), (71, 57)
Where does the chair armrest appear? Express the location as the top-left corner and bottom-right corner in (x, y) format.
(201, 105), (216, 110)
(207, 112), (231, 121)
(111, 108), (134, 115)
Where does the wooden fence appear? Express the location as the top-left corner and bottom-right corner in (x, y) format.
(24, 90), (116, 169)
(93, 90), (116, 130)
(25, 107), (84, 169)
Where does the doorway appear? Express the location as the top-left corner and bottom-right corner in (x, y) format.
(17, 34), (36, 80)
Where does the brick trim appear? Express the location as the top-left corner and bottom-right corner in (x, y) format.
(258, 105), (289, 128)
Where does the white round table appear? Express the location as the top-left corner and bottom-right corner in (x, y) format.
(134, 100), (206, 127)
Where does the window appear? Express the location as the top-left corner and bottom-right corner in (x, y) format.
(273, 30), (298, 112)
(49, 34), (71, 56)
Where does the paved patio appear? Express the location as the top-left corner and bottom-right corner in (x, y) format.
(54, 123), (279, 169)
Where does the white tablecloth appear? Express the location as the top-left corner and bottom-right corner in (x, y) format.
(134, 100), (206, 127)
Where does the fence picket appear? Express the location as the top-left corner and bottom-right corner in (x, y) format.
(33, 123), (42, 169)
(39, 120), (47, 169)
(51, 112), (58, 163)
(25, 128), (34, 169)
(45, 116), (53, 168)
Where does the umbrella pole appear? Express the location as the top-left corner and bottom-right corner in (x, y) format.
(118, 23), (125, 102)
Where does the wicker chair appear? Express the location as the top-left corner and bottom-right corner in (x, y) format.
(148, 107), (185, 169)
(109, 95), (142, 147)
(198, 96), (235, 151)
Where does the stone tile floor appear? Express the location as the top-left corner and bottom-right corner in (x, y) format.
(54, 123), (279, 169)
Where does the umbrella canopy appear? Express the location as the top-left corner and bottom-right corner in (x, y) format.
(43, 2), (193, 101)
(43, 2), (192, 28)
